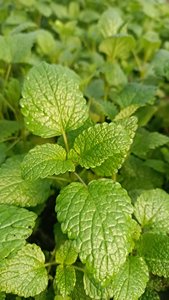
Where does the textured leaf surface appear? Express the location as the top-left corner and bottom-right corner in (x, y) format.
(55, 240), (78, 265)
(115, 83), (156, 108)
(0, 204), (37, 260)
(134, 189), (169, 233)
(137, 233), (169, 277)
(139, 289), (160, 300)
(20, 62), (88, 138)
(132, 128), (169, 158)
(84, 272), (112, 300)
(112, 256), (149, 300)
(0, 244), (48, 297)
(0, 120), (20, 142)
(54, 265), (76, 296)
(99, 34), (135, 59)
(71, 270), (91, 300)
(69, 117), (137, 171)
(0, 156), (50, 207)
(22, 143), (75, 180)
(0, 33), (35, 63)
(56, 179), (134, 284)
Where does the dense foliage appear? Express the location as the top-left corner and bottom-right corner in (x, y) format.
(1, 0), (169, 299)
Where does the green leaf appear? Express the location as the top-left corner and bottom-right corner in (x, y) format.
(36, 29), (56, 55)
(0, 156), (50, 207)
(134, 189), (169, 233)
(137, 233), (169, 278)
(22, 143), (75, 180)
(114, 104), (139, 121)
(112, 256), (149, 300)
(0, 120), (20, 142)
(69, 117), (137, 172)
(0, 293), (5, 300)
(55, 240), (78, 265)
(98, 8), (123, 37)
(132, 129), (169, 158)
(54, 265), (76, 296)
(143, 159), (166, 174)
(84, 272), (112, 299)
(0, 204), (36, 260)
(139, 289), (160, 300)
(102, 62), (127, 87)
(99, 34), (135, 59)
(56, 179), (134, 284)
(71, 270), (91, 300)
(0, 33), (35, 63)
(0, 144), (6, 165)
(115, 83), (156, 108)
(151, 49), (169, 78)
(120, 156), (163, 193)
(54, 296), (71, 300)
(20, 62), (88, 138)
(0, 243), (48, 297)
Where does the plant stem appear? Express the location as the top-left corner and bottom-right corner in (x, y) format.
(62, 130), (69, 153)
(73, 265), (85, 273)
(5, 63), (12, 82)
(48, 176), (71, 182)
(74, 172), (87, 187)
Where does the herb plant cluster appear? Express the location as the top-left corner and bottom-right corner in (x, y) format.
(1, 0), (169, 299)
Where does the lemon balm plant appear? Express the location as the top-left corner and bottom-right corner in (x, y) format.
(0, 61), (169, 300)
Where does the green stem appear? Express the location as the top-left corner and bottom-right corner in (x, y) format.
(48, 176), (71, 183)
(5, 63), (12, 82)
(74, 172), (87, 187)
(62, 130), (69, 153)
(44, 261), (85, 273)
(73, 265), (85, 273)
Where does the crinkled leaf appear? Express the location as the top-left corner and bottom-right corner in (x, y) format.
(112, 256), (149, 300)
(115, 83), (156, 108)
(71, 270), (91, 300)
(22, 143), (75, 180)
(54, 265), (76, 296)
(98, 8), (123, 37)
(0, 156), (50, 207)
(137, 233), (169, 278)
(84, 272), (112, 300)
(139, 289), (160, 300)
(55, 240), (78, 265)
(69, 117), (137, 172)
(0, 244), (48, 297)
(56, 179), (134, 284)
(132, 129), (169, 158)
(0, 33), (35, 63)
(0, 204), (36, 260)
(54, 296), (71, 300)
(99, 34), (135, 59)
(0, 120), (20, 142)
(134, 189), (169, 233)
(20, 62), (88, 138)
